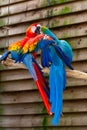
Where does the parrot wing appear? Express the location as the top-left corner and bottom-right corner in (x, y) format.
(41, 47), (52, 67)
(38, 38), (73, 70)
(52, 43), (73, 70)
(41, 26), (73, 70)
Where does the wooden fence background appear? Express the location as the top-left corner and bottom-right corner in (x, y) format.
(0, 0), (87, 129)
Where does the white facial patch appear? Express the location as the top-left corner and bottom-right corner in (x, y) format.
(31, 26), (36, 33)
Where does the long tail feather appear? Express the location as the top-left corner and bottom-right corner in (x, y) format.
(50, 64), (64, 125)
(33, 62), (51, 114)
(35, 80), (50, 114)
(32, 57), (49, 92)
(33, 61), (50, 98)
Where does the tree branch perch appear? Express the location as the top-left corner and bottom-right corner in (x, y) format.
(1, 57), (87, 80)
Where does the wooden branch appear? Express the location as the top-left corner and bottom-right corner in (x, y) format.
(41, 68), (87, 80)
(1, 57), (87, 80)
(2, 58), (26, 69)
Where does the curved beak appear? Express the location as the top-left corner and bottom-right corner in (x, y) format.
(35, 26), (41, 34)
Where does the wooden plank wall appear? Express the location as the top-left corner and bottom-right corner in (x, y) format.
(0, 0), (87, 129)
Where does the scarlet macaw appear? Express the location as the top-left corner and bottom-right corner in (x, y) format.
(0, 24), (51, 115)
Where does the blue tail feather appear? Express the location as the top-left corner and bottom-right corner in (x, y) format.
(50, 64), (64, 125)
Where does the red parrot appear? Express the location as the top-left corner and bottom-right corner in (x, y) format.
(0, 24), (51, 114)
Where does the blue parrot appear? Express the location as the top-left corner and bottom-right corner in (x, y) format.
(38, 25), (73, 125)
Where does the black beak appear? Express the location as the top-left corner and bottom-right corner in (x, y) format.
(35, 26), (41, 34)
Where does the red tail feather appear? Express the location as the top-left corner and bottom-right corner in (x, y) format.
(34, 63), (50, 114)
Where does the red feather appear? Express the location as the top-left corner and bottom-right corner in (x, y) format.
(33, 63), (51, 114)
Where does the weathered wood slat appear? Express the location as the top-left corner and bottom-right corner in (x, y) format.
(1, 10), (87, 32)
(0, 113), (87, 127)
(0, 87), (87, 104)
(0, 77), (87, 92)
(48, 11), (87, 28)
(0, 90), (41, 104)
(9, 0), (29, 4)
(54, 23), (87, 39)
(0, 0), (28, 7)
(72, 61), (87, 72)
(67, 36), (87, 49)
(63, 86), (87, 100)
(9, 0), (76, 14)
(1, 22), (87, 39)
(0, 0), (78, 17)
(0, 0), (9, 6)
(0, 1), (87, 27)
(0, 69), (31, 81)
(0, 0), (75, 8)
(0, 2), (87, 27)
(0, 79), (36, 92)
(0, 100), (87, 116)
(73, 48), (87, 62)
(67, 77), (87, 87)
(0, 6), (9, 17)
(0, 17), (8, 27)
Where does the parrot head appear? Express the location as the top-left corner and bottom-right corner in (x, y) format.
(26, 23), (42, 37)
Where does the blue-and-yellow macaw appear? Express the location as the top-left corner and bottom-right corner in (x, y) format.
(0, 23), (73, 126)
(35, 24), (73, 125)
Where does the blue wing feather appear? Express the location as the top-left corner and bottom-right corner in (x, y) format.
(22, 53), (38, 81)
(59, 40), (73, 63)
(52, 44), (73, 70)
(41, 47), (52, 67)
(0, 51), (10, 61)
